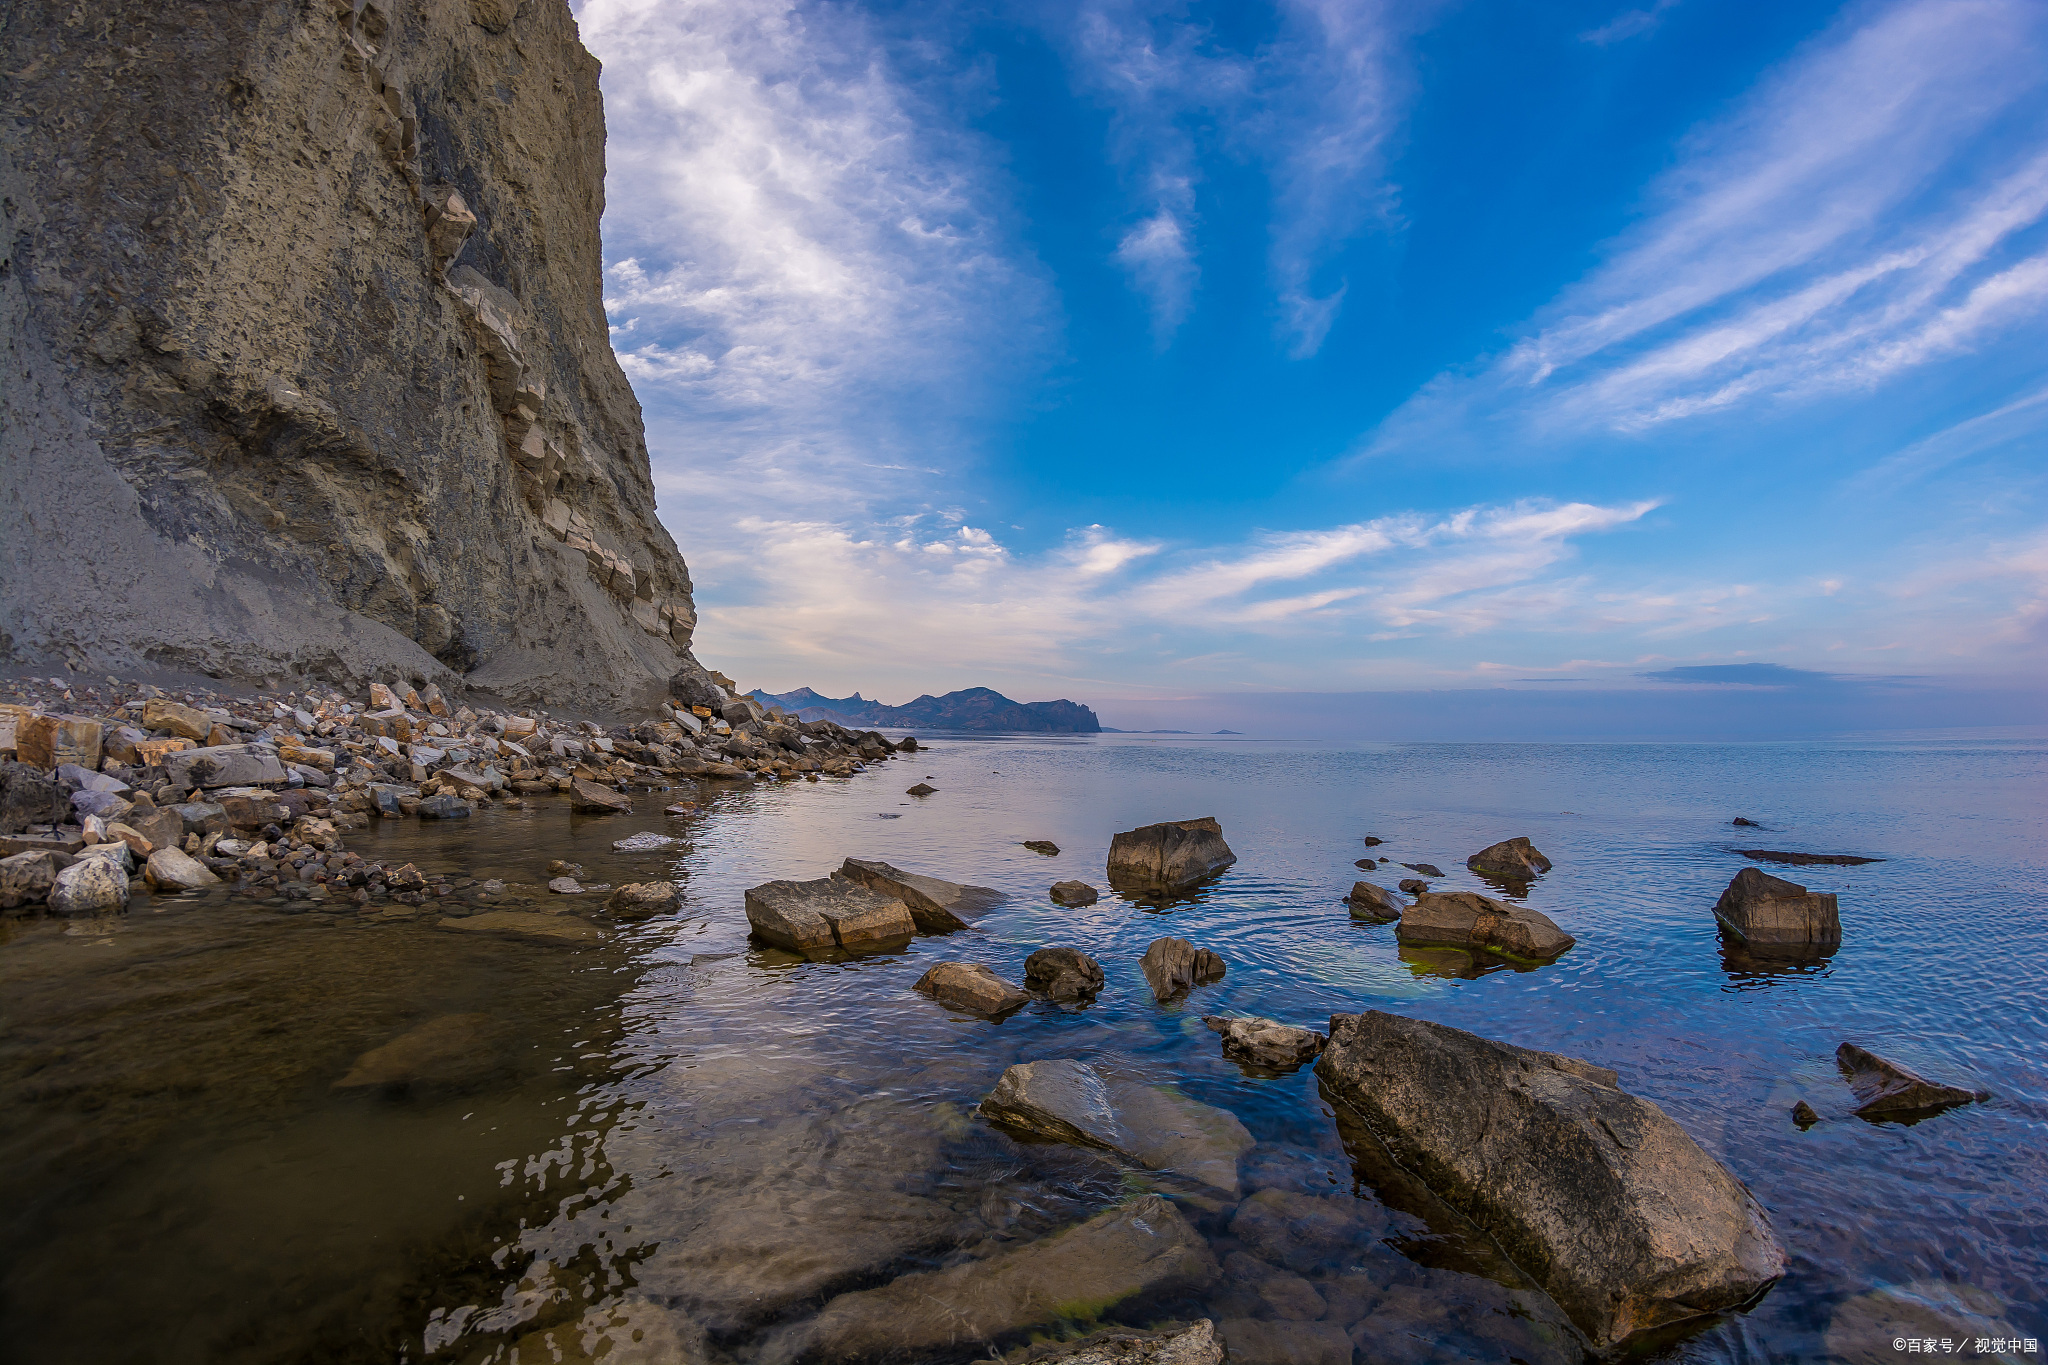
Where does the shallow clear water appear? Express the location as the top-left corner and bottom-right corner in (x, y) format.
(3, 736), (2043, 1363)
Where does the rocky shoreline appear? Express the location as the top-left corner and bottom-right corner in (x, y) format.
(0, 669), (915, 919)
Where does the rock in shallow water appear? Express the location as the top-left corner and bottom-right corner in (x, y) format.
(1021, 839), (1061, 856)
(333, 1013), (514, 1090)
(1396, 890), (1574, 962)
(1049, 879), (1099, 906)
(1139, 936), (1227, 1001)
(1024, 946), (1105, 1001)
(437, 911), (604, 944)
(570, 777), (633, 814)
(744, 877), (915, 952)
(981, 1059), (1254, 1194)
(1107, 817), (1236, 894)
(1217, 1318), (1353, 1365)
(50, 856), (129, 914)
(768, 1195), (1218, 1362)
(613, 831), (679, 852)
(1714, 866), (1841, 947)
(1836, 1042), (1988, 1119)
(834, 856), (999, 932)
(1345, 881), (1403, 922)
(1007, 1319), (1222, 1365)
(1203, 1016), (1326, 1071)
(1467, 836), (1552, 880)
(607, 882), (680, 919)
(143, 846), (221, 892)
(1314, 1010), (1784, 1350)
(915, 962), (1030, 1017)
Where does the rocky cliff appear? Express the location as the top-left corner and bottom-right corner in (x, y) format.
(1, 0), (711, 714)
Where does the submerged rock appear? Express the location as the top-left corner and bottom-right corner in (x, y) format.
(1024, 946), (1105, 1002)
(981, 1058), (1254, 1194)
(915, 962), (1030, 1017)
(744, 877), (915, 952)
(437, 911), (604, 944)
(1006, 1319), (1222, 1365)
(777, 1196), (1218, 1361)
(1836, 1043), (1988, 1120)
(905, 782), (938, 796)
(1399, 862), (1445, 877)
(1049, 879), (1100, 907)
(613, 831), (680, 852)
(1227, 1188), (1388, 1275)
(50, 856), (129, 915)
(607, 882), (680, 920)
(1021, 840), (1061, 856)
(1791, 1100), (1820, 1128)
(1216, 1319), (1353, 1365)
(1345, 881), (1403, 922)
(1315, 1010), (1784, 1350)
(333, 1013), (514, 1090)
(834, 856), (1000, 932)
(1139, 936), (1227, 1002)
(509, 1298), (708, 1365)
(1396, 890), (1574, 962)
(1736, 849), (1882, 866)
(1824, 1281), (2024, 1365)
(570, 778), (633, 814)
(1203, 1016), (1326, 1072)
(1107, 817), (1236, 894)
(1713, 867), (1841, 947)
(1466, 836), (1552, 880)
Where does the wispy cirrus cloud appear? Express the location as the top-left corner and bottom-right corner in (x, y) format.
(1060, 0), (1411, 353)
(1367, 0), (2048, 454)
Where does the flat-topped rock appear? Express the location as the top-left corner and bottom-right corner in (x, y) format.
(744, 877), (915, 952)
(1397, 889), (1574, 962)
(1467, 836), (1552, 880)
(1107, 817), (1236, 894)
(834, 856), (1000, 932)
(1837, 1043), (1988, 1120)
(607, 882), (680, 920)
(1346, 881), (1403, 922)
(1715, 867), (1841, 947)
(437, 911), (605, 944)
(1204, 1016), (1327, 1072)
(1315, 1010), (1784, 1349)
(914, 962), (1030, 1017)
(981, 1058), (1254, 1194)
(570, 777), (633, 814)
(772, 1196), (1217, 1361)
(162, 745), (286, 790)
(1049, 879), (1099, 906)
(1140, 936), (1227, 1001)
(1024, 946), (1105, 1001)
(143, 846), (221, 892)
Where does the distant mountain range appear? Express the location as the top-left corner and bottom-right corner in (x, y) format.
(750, 685), (1101, 734)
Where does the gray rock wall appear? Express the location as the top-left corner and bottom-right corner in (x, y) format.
(1, 0), (709, 713)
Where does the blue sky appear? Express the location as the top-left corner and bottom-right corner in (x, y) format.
(571, 0), (2048, 711)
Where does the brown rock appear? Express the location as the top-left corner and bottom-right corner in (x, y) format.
(1836, 1043), (1988, 1119)
(1466, 836), (1552, 880)
(1107, 816), (1236, 893)
(16, 714), (103, 770)
(913, 961), (1030, 1017)
(905, 782), (937, 796)
(570, 777), (633, 814)
(140, 699), (215, 743)
(1021, 839), (1060, 855)
(1397, 878), (1429, 894)
(144, 846), (223, 892)
(1714, 867), (1841, 947)
(1023, 946), (1105, 1001)
(981, 1060), (1254, 1194)
(437, 912), (605, 944)
(1204, 1016), (1326, 1071)
(1316, 1011), (1784, 1349)
(834, 856), (1000, 932)
(1345, 881), (1403, 922)
(607, 882), (680, 919)
(742, 877), (915, 952)
(334, 1013), (514, 1089)
(1139, 936), (1226, 1002)
(0, 850), (58, 906)
(1049, 879), (1099, 906)
(1397, 889), (1575, 962)
(1791, 1100), (1820, 1128)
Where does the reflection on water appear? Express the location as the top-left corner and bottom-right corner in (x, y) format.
(3, 737), (2045, 1364)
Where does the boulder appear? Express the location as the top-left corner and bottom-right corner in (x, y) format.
(1397, 890), (1574, 962)
(1732, 817), (1760, 827)
(834, 856), (1001, 932)
(570, 777), (633, 814)
(1107, 816), (1236, 894)
(220, 794), (291, 831)
(163, 745), (287, 789)
(126, 805), (185, 853)
(777, 1196), (1218, 1360)
(1203, 1016), (1326, 1071)
(143, 846), (222, 892)
(333, 1013), (515, 1090)
(1791, 1100), (1820, 1128)
(1049, 880), (1099, 906)
(1008, 1320), (1222, 1365)
(1314, 1010), (1785, 1349)
(1835, 1043), (1988, 1119)
(1467, 837), (1552, 880)
(905, 782), (937, 796)
(1, 761), (72, 833)
(914, 962), (1030, 1017)
(140, 697), (216, 742)
(0, 850), (58, 906)
(1397, 878), (1429, 894)
(71, 790), (133, 823)
(416, 793), (472, 819)
(1713, 868), (1840, 947)
(981, 1059), (1254, 1194)
(1345, 881), (1403, 922)
(743, 877), (915, 952)
(1022, 839), (1060, 856)
(78, 840), (134, 873)
(16, 714), (103, 769)
(607, 882), (681, 920)
(1024, 946), (1105, 1001)
(50, 856), (130, 915)
(166, 801), (227, 838)
(436, 912), (605, 944)
(1139, 936), (1227, 1002)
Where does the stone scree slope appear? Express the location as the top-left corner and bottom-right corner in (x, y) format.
(2, 0), (714, 713)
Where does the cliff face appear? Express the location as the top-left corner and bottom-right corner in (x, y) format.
(1, 0), (709, 714)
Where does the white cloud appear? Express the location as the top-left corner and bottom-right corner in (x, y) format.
(1368, 0), (2048, 453)
(1579, 0), (1682, 47)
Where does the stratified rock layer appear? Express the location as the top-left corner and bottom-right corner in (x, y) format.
(1315, 1011), (1785, 1349)
(2, 0), (711, 712)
